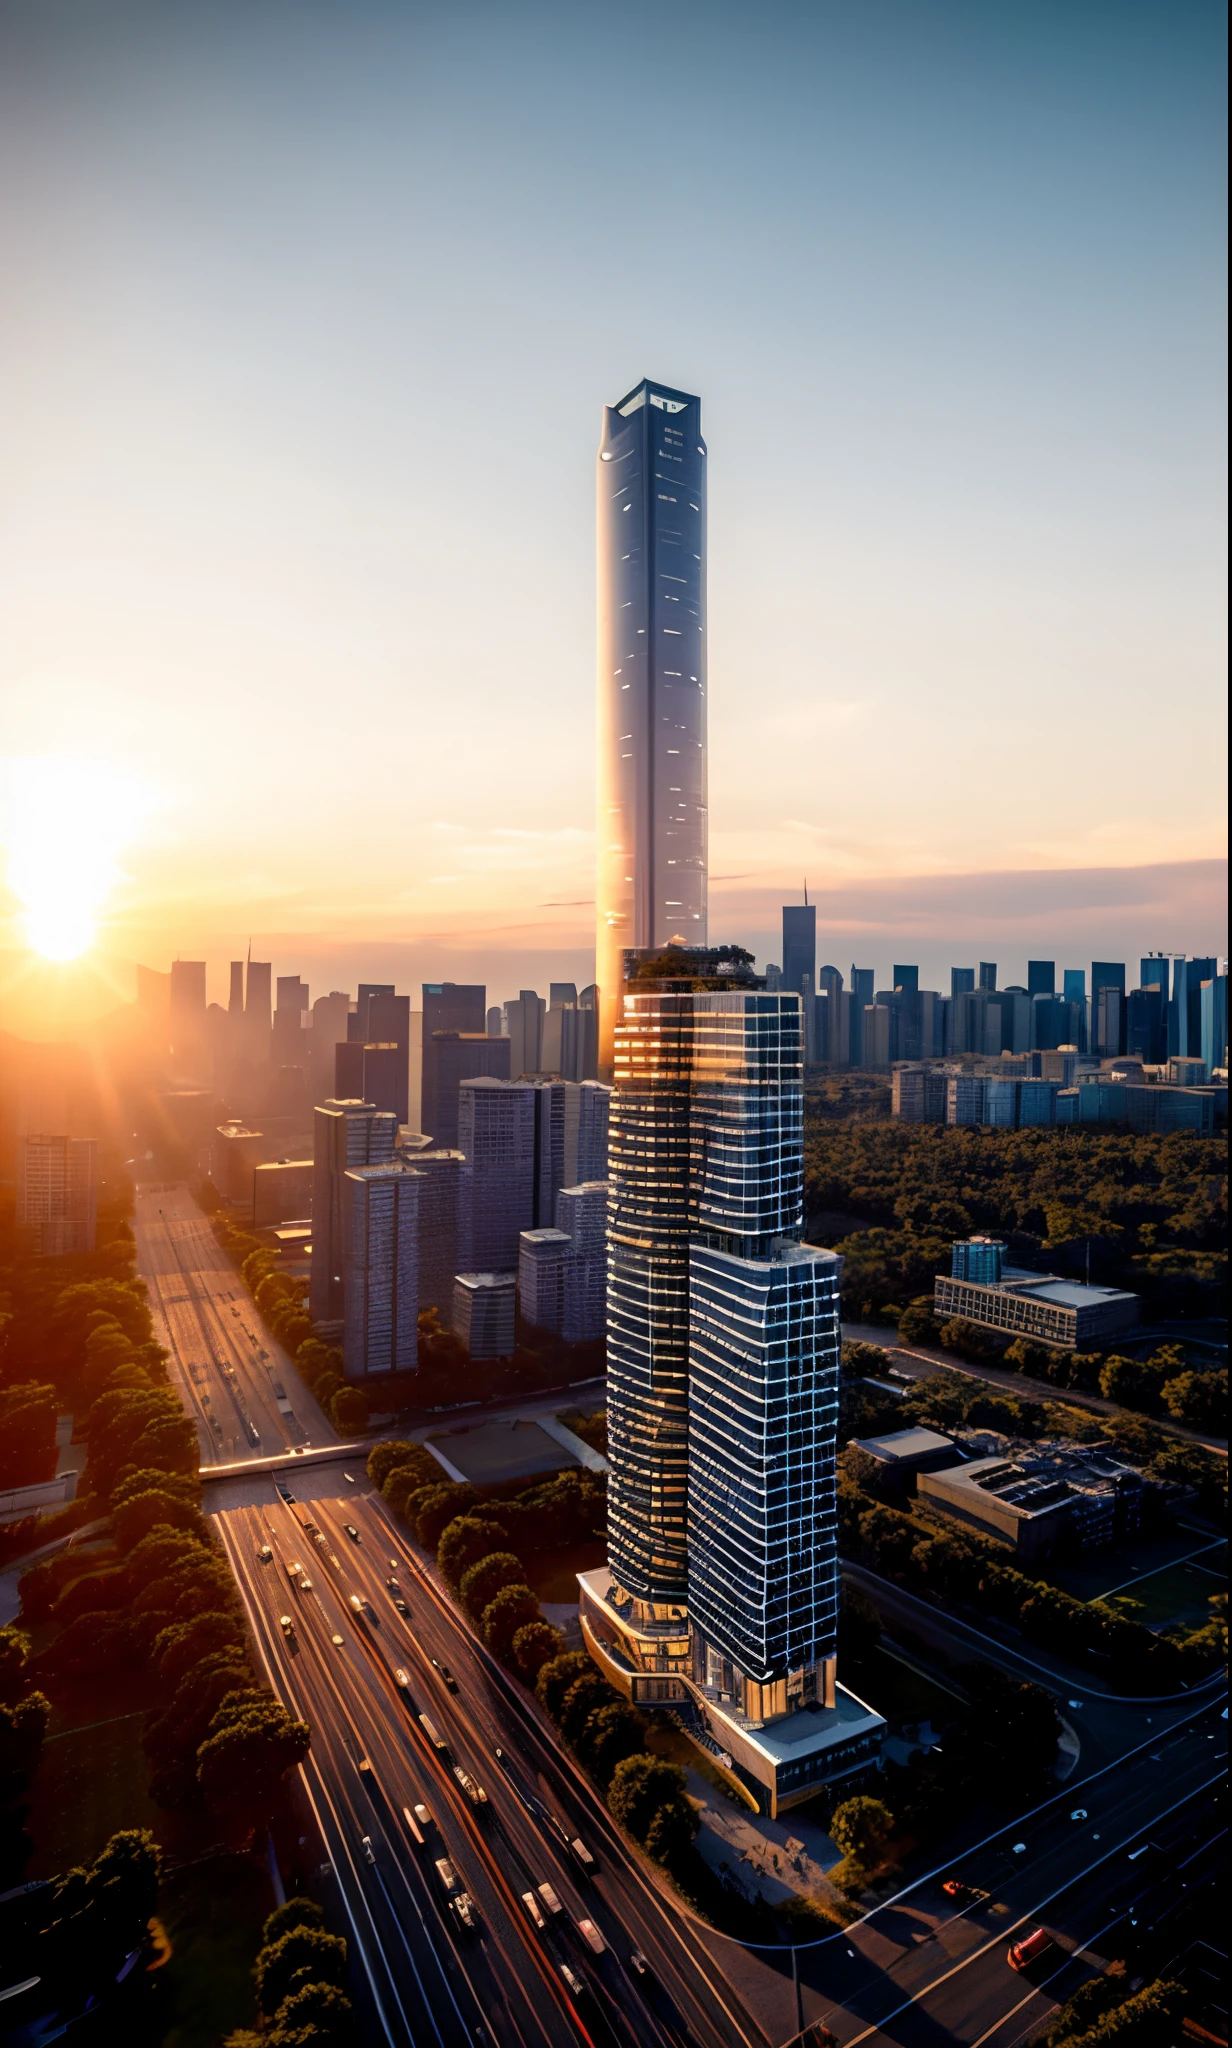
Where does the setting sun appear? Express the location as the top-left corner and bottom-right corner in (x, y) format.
(2, 754), (149, 961)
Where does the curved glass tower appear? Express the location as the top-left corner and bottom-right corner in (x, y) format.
(596, 379), (707, 1074)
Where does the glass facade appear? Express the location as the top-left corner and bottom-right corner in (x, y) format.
(595, 381), (707, 1070)
(342, 1163), (420, 1377)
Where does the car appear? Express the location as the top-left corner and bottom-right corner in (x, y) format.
(299, 1577), (313, 1595)
(569, 1837), (597, 1877)
(394, 1668), (412, 1689)
(629, 1951), (650, 1978)
(494, 1746), (513, 1774)
(577, 1919), (606, 1955)
(285, 1562), (302, 1582)
(360, 1834), (376, 1865)
(453, 1768), (490, 1811)
(431, 1658), (458, 1693)
(537, 1883), (564, 1917)
(402, 1804), (427, 1848)
(344, 1472), (355, 1484)
(419, 1715), (448, 1753)
(279, 1615), (296, 1641)
(942, 1879), (987, 1903)
(434, 1857), (461, 1896)
(357, 1758), (377, 1791)
(520, 1891), (547, 1932)
(331, 1633), (345, 1649)
(1070, 1808), (1089, 1822)
(559, 1964), (586, 1997)
(392, 1598), (409, 1616)
(1011, 1843), (1027, 1855)
(246, 1423), (261, 1446)
(362, 1600), (379, 1627)
(413, 1801), (433, 1828)
(343, 1524), (360, 1542)
(1067, 1700), (1084, 1711)
(386, 1578), (404, 1595)
(257, 1545), (273, 1564)
(450, 1893), (479, 1932)
(1008, 1928), (1052, 1971)
(389, 1558), (400, 1571)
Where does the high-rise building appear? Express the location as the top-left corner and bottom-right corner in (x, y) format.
(978, 963), (998, 992)
(782, 904), (816, 997)
(18, 1135), (97, 1255)
(486, 1006), (504, 1038)
(1200, 973), (1228, 1076)
(310, 991), (351, 1104)
(573, 1079), (611, 1185)
(421, 1032), (511, 1149)
(595, 379), (708, 1072)
(579, 984), (882, 1815)
(310, 1100), (398, 1324)
(530, 1079), (566, 1228)
(452, 1272), (517, 1360)
(399, 1147), (466, 1318)
(518, 1228), (572, 1332)
(1027, 961), (1056, 997)
(423, 983), (487, 1037)
(1092, 968), (1126, 1057)
(556, 1180), (609, 1343)
(1172, 958), (1216, 1058)
(1126, 987), (1167, 1065)
(506, 990), (546, 1078)
(458, 1077), (536, 1270)
(169, 960), (208, 1079)
(950, 967), (975, 998)
(849, 968), (875, 1063)
(342, 1162), (420, 1378)
(228, 960), (245, 1016)
(1063, 968), (1086, 1004)
(892, 965), (919, 996)
(245, 961), (273, 1064)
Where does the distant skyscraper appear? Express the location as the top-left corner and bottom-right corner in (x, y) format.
(782, 903), (816, 997)
(518, 1227), (572, 1332)
(1063, 968), (1086, 1004)
(423, 983), (486, 1037)
(1126, 986), (1167, 1065)
(400, 1147), (466, 1317)
(951, 968), (975, 998)
(849, 968), (875, 1063)
(486, 1006), (504, 1038)
(245, 961), (272, 1063)
(310, 991), (351, 1105)
(556, 1180), (609, 1343)
(1091, 962), (1127, 1057)
(421, 1032), (511, 1148)
(310, 1100), (398, 1324)
(978, 962), (998, 992)
(228, 961), (245, 1016)
(169, 960), (207, 1077)
(458, 1078), (536, 1270)
(1027, 961), (1056, 997)
(530, 1079), (566, 1228)
(342, 1163), (420, 1378)
(595, 378), (708, 1072)
(506, 990), (546, 1077)
(1139, 957), (1169, 1000)
(892, 965), (919, 996)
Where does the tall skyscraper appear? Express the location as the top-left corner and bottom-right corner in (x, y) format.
(245, 960), (273, 1063)
(849, 967), (875, 1063)
(423, 983), (486, 1037)
(782, 902), (816, 997)
(1027, 961), (1056, 997)
(458, 1077), (536, 1270)
(19, 1135), (97, 1255)
(342, 1162), (420, 1378)
(595, 378), (708, 1072)
(169, 960), (207, 1078)
(310, 1099), (398, 1324)
(950, 967), (975, 998)
(579, 984), (883, 1815)
(978, 962), (998, 992)
(400, 1146), (466, 1318)
(421, 1032), (511, 1148)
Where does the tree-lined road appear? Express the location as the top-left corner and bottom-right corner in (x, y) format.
(134, 1180), (335, 1466)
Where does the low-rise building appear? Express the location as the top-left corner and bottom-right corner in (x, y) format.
(935, 1243), (1139, 1349)
(452, 1271), (516, 1360)
(253, 1157), (314, 1226)
(849, 1425), (961, 1497)
(916, 1456), (1074, 1562)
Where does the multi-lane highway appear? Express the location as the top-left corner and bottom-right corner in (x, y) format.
(134, 1180), (336, 1465)
(217, 1481), (764, 2048)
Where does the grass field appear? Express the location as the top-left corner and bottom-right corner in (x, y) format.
(1051, 1533), (1226, 1626)
(151, 1853), (274, 2048)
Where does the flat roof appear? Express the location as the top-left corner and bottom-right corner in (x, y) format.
(705, 1684), (886, 1767)
(1012, 1279), (1138, 1307)
(855, 1426), (955, 1463)
(454, 1271), (517, 1291)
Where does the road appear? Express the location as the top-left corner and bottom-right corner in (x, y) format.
(134, 1179), (337, 1466)
(218, 1478), (763, 2048)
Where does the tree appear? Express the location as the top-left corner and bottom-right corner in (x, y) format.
(837, 1584), (882, 1662)
(126, 1523), (213, 1589)
(366, 1440), (418, 1490)
(644, 1797), (699, 1869)
(840, 1341), (890, 1381)
(256, 1926), (348, 2015)
(269, 1980), (356, 2044)
(577, 1702), (645, 1785)
(153, 1611), (246, 1690)
(558, 1672), (614, 1744)
(511, 1619), (565, 1682)
(830, 1795), (893, 1868)
(535, 1651), (592, 1721)
(0, 1382), (59, 1490)
(608, 1754), (690, 1845)
(330, 1385), (369, 1435)
(437, 1516), (511, 1589)
(1160, 1369), (1226, 1432)
(0, 1626), (31, 1704)
(111, 1487), (211, 1553)
(481, 1585), (542, 1662)
(408, 1482), (479, 1550)
(110, 1465), (200, 1512)
(937, 1318), (998, 1362)
(896, 1299), (940, 1345)
(0, 1692), (50, 1802)
(263, 1897), (325, 1946)
(196, 1690), (311, 1829)
(86, 1827), (162, 1941)
(459, 1551), (525, 1620)
(382, 1462), (439, 1516)
(34, 1611), (134, 1680)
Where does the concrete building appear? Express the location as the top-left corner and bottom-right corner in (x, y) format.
(458, 1077), (536, 1271)
(253, 1158), (314, 1227)
(506, 990), (547, 1078)
(310, 1099), (398, 1325)
(452, 1271), (517, 1360)
(399, 1146), (466, 1319)
(579, 982), (884, 1817)
(934, 1263), (1139, 1349)
(892, 1065), (948, 1123)
(782, 902), (816, 998)
(423, 982), (486, 1037)
(595, 378), (708, 1074)
(212, 1122), (267, 1204)
(530, 1079), (566, 1228)
(565, 1079), (611, 1185)
(18, 1135), (97, 1255)
(518, 1227), (572, 1332)
(917, 1457), (1074, 1562)
(169, 959), (208, 1080)
(849, 1426), (961, 1497)
(342, 1162), (421, 1378)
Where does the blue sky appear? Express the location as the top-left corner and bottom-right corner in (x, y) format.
(0, 0), (1225, 1011)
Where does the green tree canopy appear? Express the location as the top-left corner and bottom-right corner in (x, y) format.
(480, 1585), (542, 1661)
(437, 1515), (511, 1589)
(256, 1926), (348, 2016)
(830, 1795), (893, 1867)
(459, 1551), (525, 1620)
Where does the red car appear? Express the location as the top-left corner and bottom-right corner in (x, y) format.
(1008, 1928), (1052, 1971)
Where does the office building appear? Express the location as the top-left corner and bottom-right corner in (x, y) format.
(310, 1100), (398, 1324)
(556, 1180), (609, 1343)
(916, 1459), (1076, 1564)
(1126, 987), (1167, 1065)
(452, 1271), (517, 1360)
(1201, 973), (1228, 1075)
(892, 965), (919, 997)
(245, 961), (272, 1062)
(564, 1079), (611, 1186)
(934, 1256), (1139, 1349)
(169, 960), (208, 1079)
(579, 983), (883, 1817)
(458, 1077), (536, 1270)
(424, 982), (487, 1038)
(18, 1135), (97, 1255)
(399, 1146), (466, 1317)
(1063, 968), (1086, 1005)
(817, 967), (850, 1065)
(344, 990), (410, 1124)
(1140, 957), (1170, 999)
(1173, 957), (1217, 1058)
(763, 963), (783, 991)
(862, 1004), (892, 1068)
(342, 1162), (420, 1377)
(950, 967), (975, 998)
(506, 989), (547, 1077)
(849, 968), (875, 1063)
(951, 1235), (1006, 1285)
(228, 960), (245, 1017)
(253, 1158), (314, 1227)
(1093, 985), (1125, 1060)
(782, 903), (816, 997)
(891, 1065), (947, 1123)
(978, 963), (997, 992)
(595, 377), (708, 1075)
(518, 1228), (572, 1332)
(1027, 961), (1055, 997)
(530, 1079), (566, 1228)
(421, 1031), (511, 1149)
(487, 1006), (503, 1038)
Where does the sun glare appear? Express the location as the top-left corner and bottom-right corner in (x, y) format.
(3, 755), (149, 962)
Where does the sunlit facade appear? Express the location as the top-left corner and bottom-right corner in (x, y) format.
(595, 379), (707, 1073)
